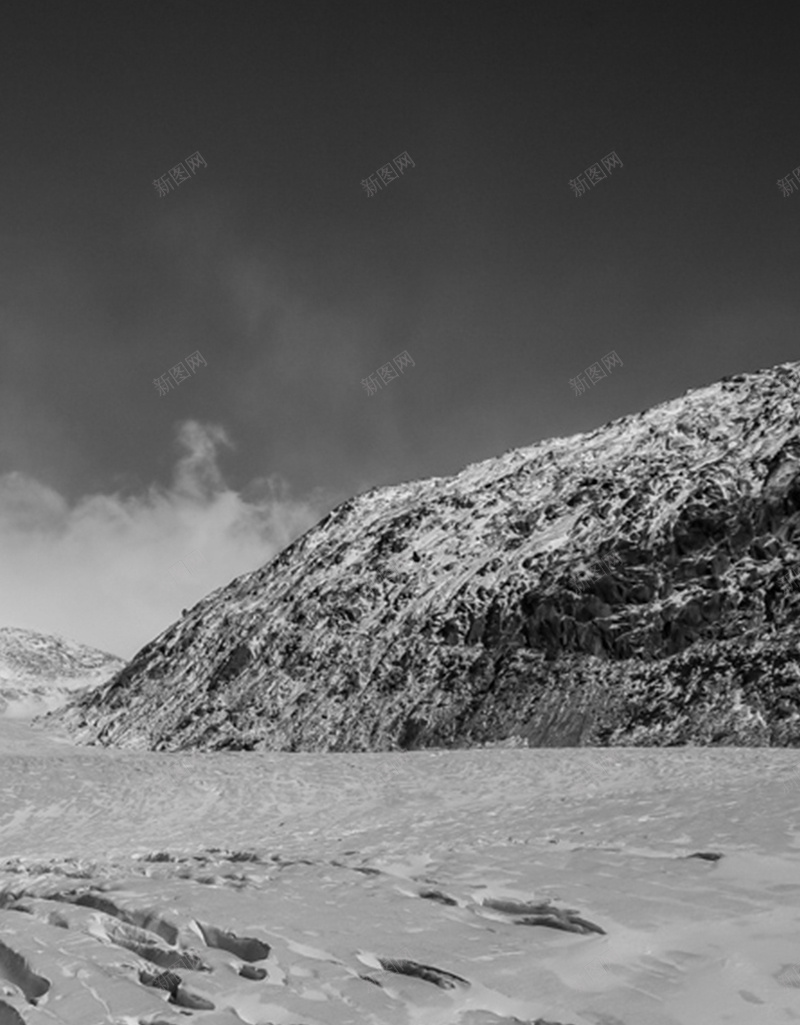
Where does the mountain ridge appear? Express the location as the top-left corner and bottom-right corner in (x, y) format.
(49, 360), (800, 750)
(0, 627), (125, 719)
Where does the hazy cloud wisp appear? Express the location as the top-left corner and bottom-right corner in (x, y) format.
(0, 421), (327, 660)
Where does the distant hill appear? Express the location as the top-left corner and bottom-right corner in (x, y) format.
(0, 627), (124, 719)
(52, 361), (800, 750)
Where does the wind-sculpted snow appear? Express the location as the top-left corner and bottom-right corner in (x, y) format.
(0, 1001), (27, 1025)
(61, 890), (180, 944)
(193, 921), (271, 962)
(1, 717), (800, 1023)
(0, 940), (50, 1003)
(48, 360), (800, 751)
(478, 898), (606, 935)
(369, 956), (471, 990)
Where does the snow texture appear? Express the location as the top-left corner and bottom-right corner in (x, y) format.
(0, 716), (799, 1024)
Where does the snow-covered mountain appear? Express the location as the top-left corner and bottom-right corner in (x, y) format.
(53, 360), (800, 750)
(0, 628), (125, 719)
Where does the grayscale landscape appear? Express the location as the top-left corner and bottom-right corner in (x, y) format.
(4, 355), (800, 1022)
(3, 2), (800, 1022)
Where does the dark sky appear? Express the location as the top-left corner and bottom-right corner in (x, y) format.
(1, 1), (799, 657)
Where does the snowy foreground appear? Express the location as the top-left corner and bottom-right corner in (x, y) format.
(1, 718), (800, 1025)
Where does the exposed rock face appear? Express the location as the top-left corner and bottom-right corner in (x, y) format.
(50, 361), (800, 750)
(0, 628), (125, 719)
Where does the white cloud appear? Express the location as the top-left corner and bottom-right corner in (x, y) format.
(0, 421), (329, 660)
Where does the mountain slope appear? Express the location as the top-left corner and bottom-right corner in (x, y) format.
(52, 361), (800, 750)
(0, 628), (125, 719)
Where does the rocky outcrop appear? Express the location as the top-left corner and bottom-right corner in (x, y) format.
(49, 361), (800, 749)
